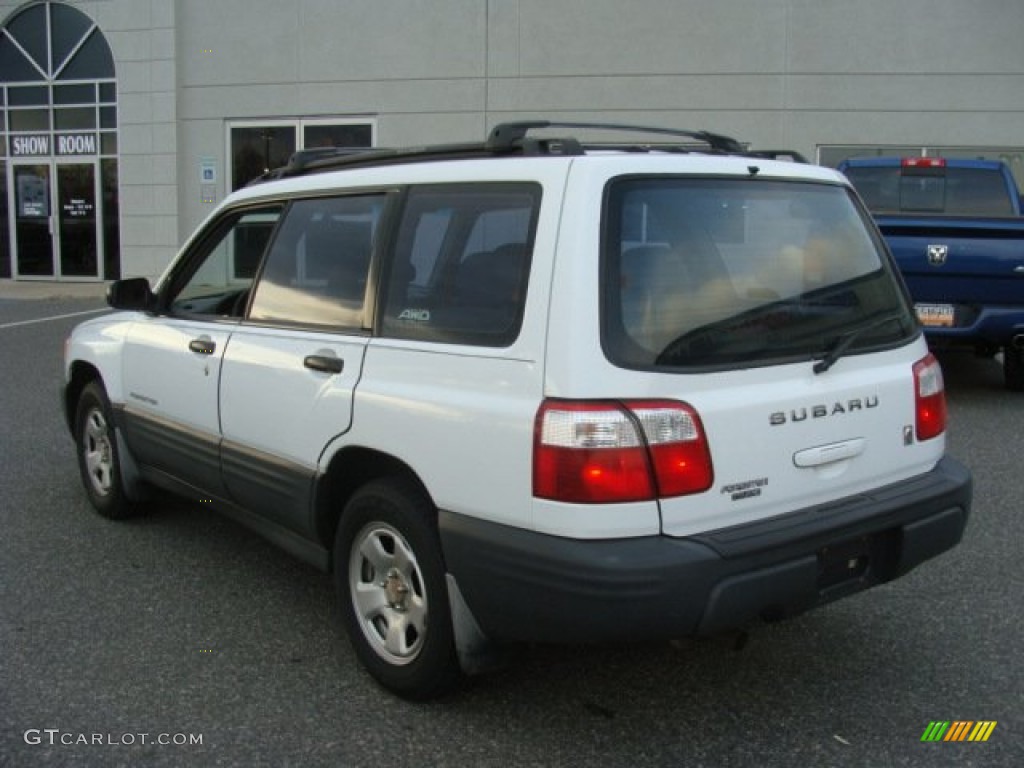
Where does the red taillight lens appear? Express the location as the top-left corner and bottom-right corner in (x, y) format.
(533, 399), (713, 504)
(913, 353), (947, 441)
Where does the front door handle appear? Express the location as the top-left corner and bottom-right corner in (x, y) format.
(189, 338), (216, 355)
(304, 354), (344, 374)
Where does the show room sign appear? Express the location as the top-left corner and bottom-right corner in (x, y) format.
(10, 133), (98, 157)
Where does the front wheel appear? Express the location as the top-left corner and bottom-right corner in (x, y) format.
(1004, 344), (1024, 391)
(334, 477), (460, 699)
(74, 380), (137, 519)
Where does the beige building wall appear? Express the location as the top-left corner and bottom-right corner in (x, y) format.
(3, 0), (1022, 280)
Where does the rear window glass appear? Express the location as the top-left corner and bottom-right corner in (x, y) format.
(602, 177), (915, 369)
(381, 183), (540, 347)
(844, 166), (1015, 216)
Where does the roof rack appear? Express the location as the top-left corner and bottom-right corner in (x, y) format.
(485, 120), (746, 154)
(745, 149), (810, 163)
(252, 120), (801, 182)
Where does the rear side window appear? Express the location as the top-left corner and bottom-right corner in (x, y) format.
(248, 194), (384, 330)
(602, 177), (915, 369)
(844, 166), (1015, 216)
(382, 183), (540, 347)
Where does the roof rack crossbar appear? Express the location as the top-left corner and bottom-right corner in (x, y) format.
(487, 120), (746, 154)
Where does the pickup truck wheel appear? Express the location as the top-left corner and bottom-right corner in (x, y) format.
(74, 381), (137, 519)
(335, 478), (460, 699)
(1004, 345), (1024, 391)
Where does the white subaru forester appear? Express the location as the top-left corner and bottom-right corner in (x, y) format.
(63, 122), (972, 698)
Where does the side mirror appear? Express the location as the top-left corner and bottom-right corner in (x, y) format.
(107, 277), (155, 311)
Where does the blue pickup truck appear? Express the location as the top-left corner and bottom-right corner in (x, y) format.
(838, 157), (1024, 390)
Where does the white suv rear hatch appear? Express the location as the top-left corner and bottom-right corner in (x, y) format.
(547, 157), (944, 537)
(654, 351), (943, 536)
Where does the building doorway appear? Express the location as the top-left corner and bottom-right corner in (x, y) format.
(1, 1), (118, 281)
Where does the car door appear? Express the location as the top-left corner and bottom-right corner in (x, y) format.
(218, 192), (387, 535)
(119, 205), (283, 495)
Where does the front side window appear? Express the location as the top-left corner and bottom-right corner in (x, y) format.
(167, 206), (282, 317)
(603, 178), (915, 369)
(382, 183), (540, 347)
(248, 194), (384, 330)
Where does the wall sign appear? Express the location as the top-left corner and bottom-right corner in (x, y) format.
(17, 174), (49, 217)
(9, 133), (99, 157)
(57, 133), (97, 156)
(63, 198), (95, 218)
(200, 157), (217, 183)
(10, 134), (50, 157)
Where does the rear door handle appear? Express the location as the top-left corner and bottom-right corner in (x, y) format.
(189, 338), (216, 355)
(303, 355), (344, 374)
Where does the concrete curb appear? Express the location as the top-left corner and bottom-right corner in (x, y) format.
(0, 280), (110, 301)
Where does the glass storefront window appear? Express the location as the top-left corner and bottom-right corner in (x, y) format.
(8, 86), (49, 106)
(230, 125), (296, 191)
(54, 84), (95, 105)
(1, 2), (118, 280)
(54, 107), (96, 130)
(101, 158), (119, 279)
(303, 124), (372, 150)
(0, 161), (8, 277)
(230, 120), (375, 191)
(9, 109), (51, 132)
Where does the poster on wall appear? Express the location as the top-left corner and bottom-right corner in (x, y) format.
(17, 174), (49, 218)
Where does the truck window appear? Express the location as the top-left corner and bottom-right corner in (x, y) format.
(844, 166), (1015, 216)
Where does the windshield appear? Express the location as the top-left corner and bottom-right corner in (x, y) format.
(602, 177), (916, 369)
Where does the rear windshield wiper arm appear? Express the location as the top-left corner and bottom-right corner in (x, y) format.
(813, 313), (906, 375)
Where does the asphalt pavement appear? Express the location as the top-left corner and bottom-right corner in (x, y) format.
(0, 289), (1020, 767)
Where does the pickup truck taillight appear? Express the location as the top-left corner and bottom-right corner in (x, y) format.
(914, 353), (947, 441)
(533, 399), (713, 503)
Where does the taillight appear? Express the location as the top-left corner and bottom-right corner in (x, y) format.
(533, 399), (713, 504)
(913, 353), (947, 441)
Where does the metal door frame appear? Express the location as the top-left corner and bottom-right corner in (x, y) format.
(8, 156), (103, 281)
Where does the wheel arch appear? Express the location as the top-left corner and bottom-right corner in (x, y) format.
(314, 447), (436, 572)
(64, 360), (103, 433)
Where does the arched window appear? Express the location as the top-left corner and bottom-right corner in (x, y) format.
(1, 1), (114, 81)
(1, 1), (119, 280)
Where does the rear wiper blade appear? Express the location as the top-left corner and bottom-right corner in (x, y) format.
(813, 313), (906, 375)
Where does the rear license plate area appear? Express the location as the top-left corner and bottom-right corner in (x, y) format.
(915, 303), (955, 328)
(816, 529), (900, 597)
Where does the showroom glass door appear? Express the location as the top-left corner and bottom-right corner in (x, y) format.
(12, 162), (54, 277)
(10, 160), (101, 279)
(55, 160), (100, 278)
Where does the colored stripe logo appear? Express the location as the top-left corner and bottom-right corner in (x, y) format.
(921, 721), (997, 742)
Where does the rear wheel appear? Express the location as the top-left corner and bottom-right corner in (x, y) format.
(1004, 344), (1024, 391)
(334, 477), (460, 699)
(74, 380), (137, 519)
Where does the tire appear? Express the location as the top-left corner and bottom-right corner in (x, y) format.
(1005, 344), (1024, 392)
(74, 380), (137, 519)
(334, 477), (460, 699)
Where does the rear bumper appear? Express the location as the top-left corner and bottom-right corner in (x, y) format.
(439, 456), (971, 644)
